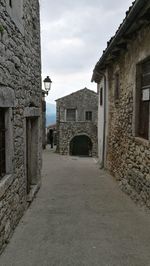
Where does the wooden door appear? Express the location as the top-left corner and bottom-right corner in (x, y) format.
(71, 135), (92, 156)
(26, 118), (32, 194)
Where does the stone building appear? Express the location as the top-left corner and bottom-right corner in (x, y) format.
(92, 0), (150, 207)
(56, 88), (98, 156)
(0, 0), (42, 251)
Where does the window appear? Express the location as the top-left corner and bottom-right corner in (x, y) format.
(9, 0), (12, 7)
(114, 72), (120, 101)
(6, 0), (23, 34)
(85, 111), (92, 121)
(66, 109), (76, 121)
(100, 87), (103, 106)
(137, 60), (150, 140)
(0, 108), (6, 179)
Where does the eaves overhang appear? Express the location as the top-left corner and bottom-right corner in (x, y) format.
(92, 0), (149, 83)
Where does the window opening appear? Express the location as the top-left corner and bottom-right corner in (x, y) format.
(100, 87), (103, 106)
(85, 111), (92, 121)
(66, 109), (76, 121)
(0, 108), (6, 179)
(138, 60), (150, 140)
(9, 0), (12, 8)
(114, 72), (120, 101)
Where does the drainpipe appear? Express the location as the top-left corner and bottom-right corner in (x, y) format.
(102, 73), (107, 169)
(98, 72), (107, 169)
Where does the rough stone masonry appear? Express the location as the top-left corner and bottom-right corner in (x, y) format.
(106, 19), (150, 208)
(0, 0), (42, 252)
(56, 88), (98, 157)
(92, 0), (150, 208)
(107, 25), (150, 208)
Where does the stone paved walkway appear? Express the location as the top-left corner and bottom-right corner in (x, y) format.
(1, 149), (150, 266)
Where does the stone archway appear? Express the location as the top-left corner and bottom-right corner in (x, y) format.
(70, 135), (93, 157)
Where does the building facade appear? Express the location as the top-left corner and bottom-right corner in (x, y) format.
(92, 0), (150, 207)
(0, 0), (42, 251)
(56, 88), (98, 157)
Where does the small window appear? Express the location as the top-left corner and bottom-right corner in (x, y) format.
(66, 109), (76, 121)
(100, 87), (103, 106)
(0, 108), (6, 179)
(9, 0), (12, 7)
(137, 60), (150, 140)
(114, 72), (120, 101)
(6, 0), (24, 34)
(85, 111), (92, 121)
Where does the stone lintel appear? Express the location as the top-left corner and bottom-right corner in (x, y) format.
(0, 87), (15, 107)
(24, 107), (40, 117)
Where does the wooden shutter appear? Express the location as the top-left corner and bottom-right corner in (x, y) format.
(0, 108), (6, 179)
(139, 60), (150, 139)
(86, 111), (92, 121)
(66, 109), (76, 121)
(114, 73), (120, 101)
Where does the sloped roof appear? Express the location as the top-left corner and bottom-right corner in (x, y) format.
(55, 87), (97, 102)
(92, 0), (150, 82)
(47, 124), (56, 129)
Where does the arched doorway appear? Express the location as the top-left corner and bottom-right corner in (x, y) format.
(70, 135), (92, 156)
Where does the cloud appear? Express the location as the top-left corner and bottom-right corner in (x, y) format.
(40, 0), (132, 23)
(45, 68), (97, 104)
(40, 0), (133, 103)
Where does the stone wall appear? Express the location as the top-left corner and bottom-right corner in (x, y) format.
(106, 24), (150, 207)
(58, 122), (98, 156)
(0, 0), (42, 251)
(56, 88), (98, 156)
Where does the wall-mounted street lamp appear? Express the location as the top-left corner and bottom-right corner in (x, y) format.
(43, 76), (52, 95)
(42, 76), (52, 149)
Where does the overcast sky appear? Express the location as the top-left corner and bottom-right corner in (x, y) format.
(40, 0), (133, 104)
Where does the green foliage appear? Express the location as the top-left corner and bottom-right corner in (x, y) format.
(0, 25), (4, 35)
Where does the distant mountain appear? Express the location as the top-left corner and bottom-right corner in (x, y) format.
(46, 114), (56, 126)
(46, 102), (56, 126)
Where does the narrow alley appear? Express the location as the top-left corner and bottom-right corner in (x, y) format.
(1, 150), (150, 266)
